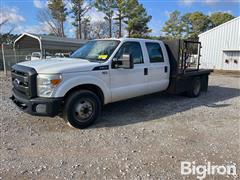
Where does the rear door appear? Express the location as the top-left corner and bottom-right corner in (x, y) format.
(109, 41), (148, 102)
(144, 41), (170, 94)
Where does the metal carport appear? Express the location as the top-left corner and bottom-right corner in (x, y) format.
(13, 32), (87, 61)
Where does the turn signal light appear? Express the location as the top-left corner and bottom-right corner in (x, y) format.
(51, 79), (61, 85)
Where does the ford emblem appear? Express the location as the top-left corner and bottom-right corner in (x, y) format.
(14, 78), (20, 85)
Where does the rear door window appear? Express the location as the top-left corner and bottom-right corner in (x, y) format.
(146, 42), (164, 63)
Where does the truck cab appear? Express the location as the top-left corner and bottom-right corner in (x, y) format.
(11, 38), (211, 128)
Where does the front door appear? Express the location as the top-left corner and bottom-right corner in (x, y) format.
(110, 41), (147, 102)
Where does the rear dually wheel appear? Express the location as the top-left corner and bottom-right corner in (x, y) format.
(187, 78), (201, 98)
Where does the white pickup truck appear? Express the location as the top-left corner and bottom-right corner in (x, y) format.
(11, 38), (212, 128)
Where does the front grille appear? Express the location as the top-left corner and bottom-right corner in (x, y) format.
(11, 65), (37, 98)
(12, 70), (29, 95)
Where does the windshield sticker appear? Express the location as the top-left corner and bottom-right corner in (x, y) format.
(98, 55), (108, 60)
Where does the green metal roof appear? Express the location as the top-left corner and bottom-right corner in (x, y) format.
(14, 32), (88, 51)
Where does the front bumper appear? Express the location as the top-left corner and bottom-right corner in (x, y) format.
(11, 89), (63, 117)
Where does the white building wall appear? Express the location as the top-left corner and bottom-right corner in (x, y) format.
(199, 17), (240, 70)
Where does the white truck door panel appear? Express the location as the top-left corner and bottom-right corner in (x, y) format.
(144, 41), (170, 94)
(110, 64), (147, 102)
(110, 41), (147, 102)
(148, 64), (168, 91)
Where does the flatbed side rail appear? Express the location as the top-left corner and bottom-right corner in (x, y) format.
(163, 39), (204, 77)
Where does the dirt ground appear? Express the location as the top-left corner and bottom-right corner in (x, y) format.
(0, 73), (239, 180)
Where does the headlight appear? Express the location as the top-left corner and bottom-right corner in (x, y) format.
(37, 74), (62, 97)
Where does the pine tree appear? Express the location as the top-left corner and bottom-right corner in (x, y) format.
(114, 0), (126, 37)
(162, 10), (184, 39)
(95, 0), (117, 38)
(188, 12), (211, 39)
(181, 13), (192, 38)
(82, 17), (91, 39)
(48, 0), (68, 37)
(71, 0), (91, 39)
(124, 0), (151, 37)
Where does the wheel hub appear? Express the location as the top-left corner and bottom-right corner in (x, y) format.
(74, 100), (94, 121)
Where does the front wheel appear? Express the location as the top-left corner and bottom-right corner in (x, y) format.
(187, 78), (201, 98)
(63, 90), (101, 129)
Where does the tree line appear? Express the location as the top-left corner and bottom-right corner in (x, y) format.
(38, 0), (152, 39)
(162, 10), (235, 40)
(0, 0), (236, 43)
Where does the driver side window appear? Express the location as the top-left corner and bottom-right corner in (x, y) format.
(114, 42), (143, 64)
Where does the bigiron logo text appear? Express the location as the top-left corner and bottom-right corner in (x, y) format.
(181, 161), (237, 179)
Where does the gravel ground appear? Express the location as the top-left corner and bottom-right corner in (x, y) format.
(0, 73), (239, 180)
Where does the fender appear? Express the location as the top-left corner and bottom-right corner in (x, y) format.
(53, 75), (111, 104)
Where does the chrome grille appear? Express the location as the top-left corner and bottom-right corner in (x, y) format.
(12, 69), (30, 96)
(11, 65), (37, 98)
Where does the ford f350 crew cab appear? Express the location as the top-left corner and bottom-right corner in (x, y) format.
(11, 38), (212, 128)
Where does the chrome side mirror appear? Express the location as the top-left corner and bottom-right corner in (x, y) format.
(112, 54), (134, 69)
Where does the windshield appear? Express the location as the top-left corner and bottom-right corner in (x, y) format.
(70, 40), (120, 61)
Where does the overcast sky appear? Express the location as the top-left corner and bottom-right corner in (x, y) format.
(1, 0), (239, 37)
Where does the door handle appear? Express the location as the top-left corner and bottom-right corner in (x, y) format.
(164, 66), (168, 73)
(144, 68), (148, 75)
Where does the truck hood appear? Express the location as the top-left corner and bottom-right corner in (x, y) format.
(18, 58), (101, 74)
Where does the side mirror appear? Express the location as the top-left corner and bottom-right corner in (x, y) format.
(112, 54), (134, 69)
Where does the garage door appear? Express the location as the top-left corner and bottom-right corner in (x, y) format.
(222, 51), (240, 71)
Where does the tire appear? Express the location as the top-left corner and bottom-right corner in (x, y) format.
(187, 78), (201, 98)
(63, 90), (101, 129)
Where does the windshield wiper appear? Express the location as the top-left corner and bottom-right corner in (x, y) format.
(69, 56), (106, 63)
